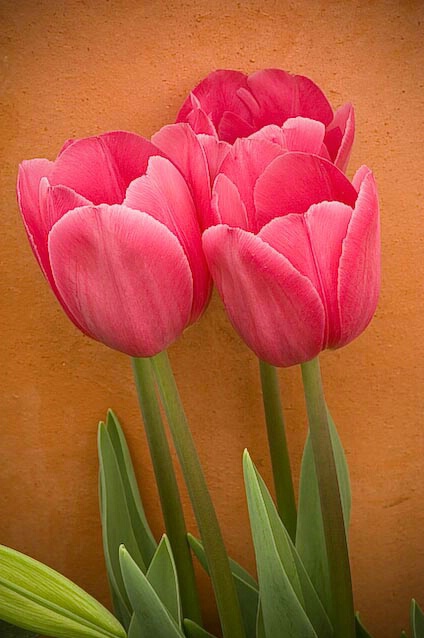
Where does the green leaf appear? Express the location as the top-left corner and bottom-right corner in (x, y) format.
(146, 536), (181, 626)
(119, 546), (184, 638)
(296, 408), (351, 616)
(355, 613), (374, 637)
(243, 451), (318, 638)
(256, 603), (265, 638)
(411, 600), (424, 638)
(0, 620), (38, 638)
(183, 619), (217, 637)
(245, 455), (332, 638)
(0, 545), (126, 638)
(98, 422), (147, 627)
(188, 534), (258, 637)
(105, 410), (157, 566)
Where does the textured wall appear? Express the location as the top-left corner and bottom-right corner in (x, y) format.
(1, 1), (423, 636)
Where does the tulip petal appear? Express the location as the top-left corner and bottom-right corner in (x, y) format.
(324, 103), (355, 172)
(247, 69), (334, 128)
(212, 174), (249, 229)
(337, 169), (380, 346)
(49, 204), (193, 357)
(254, 152), (358, 229)
(218, 111), (255, 143)
(17, 160), (54, 266)
(152, 123), (213, 229)
(176, 70), (251, 134)
(187, 107), (218, 136)
(197, 134), (231, 183)
(248, 125), (286, 146)
(220, 138), (283, 232)
(202, 225), (325, 367)
(280, 117), (326, 154)
(124, 156), (210, 322)
(50, 131), (162, 205)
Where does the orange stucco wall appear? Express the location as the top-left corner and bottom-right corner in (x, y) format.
(1, 1), (423, 636)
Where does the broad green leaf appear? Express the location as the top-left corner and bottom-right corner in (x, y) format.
(119, 547), (184, 638)
(146, 536), (181, 626)
(296, 408), (351, 616)
(411, 600), (424, 638)
(0, 545), (125, 638)
(98, 422), (146, 626)
(183, 619), (217, 638)
(243, 451), (318, 638)
(188, 534), (258, 637)
(105, 410), (157, 566)
(249, 458), (332, 638)
(0, 620), (38, 638)
(355, 613), (374, 637)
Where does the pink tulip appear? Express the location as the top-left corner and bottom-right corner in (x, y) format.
(177, 68), (354, 172)
(17, 128), (213, 357)
(202, 153), (380, 367)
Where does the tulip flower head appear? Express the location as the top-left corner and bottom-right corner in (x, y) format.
(17, 127), (216, 357)
(177, 68), (355, 172)
(203, 149), (380, 368)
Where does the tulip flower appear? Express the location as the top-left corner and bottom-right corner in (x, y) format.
(202, 152), (380, 367)
(177, 68), (354, 171)
(17, 128), (213, 357)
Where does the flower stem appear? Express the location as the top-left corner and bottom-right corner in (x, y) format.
(131, 357), (202, 625)
(259, 360), (297, 541)
(151, 350), (245, 638)
(300, 357), (355, 638)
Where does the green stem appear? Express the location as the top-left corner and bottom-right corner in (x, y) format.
(259, 360), (297, 540)
(300, 357), (355, 638)
(131, 357), (202, 624)
(151, 350), (245, 638)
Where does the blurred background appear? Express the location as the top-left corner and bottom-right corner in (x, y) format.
(1, 1), (423, 636)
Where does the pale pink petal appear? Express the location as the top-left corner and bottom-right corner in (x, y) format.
(187, 107), (218, 136)
(48, 204), (193, 357)
(247, 69), (333, 128)
(50, 131), (162, 205)
(281, 117), (326, 154)
(152, 123), (213, 230)
(352, 164), (371, 192)
(17, 159), (54, 273)
(212, 174), (249, 229)
(218, 111), (255, 143)
(176, 70), (251, 134)
(337, 169), (380, 346)
(304, 202), (353, 346)
(124, 156), (211, 322)
(248, 125), (286, 147)
(324, 103), (355, 172)
(197, 134), (231, 183)
(254, 152), (358, 229)
(35, 179), (91, 281)
(220, 138), (283, 232)
(202, 225), (325, 367)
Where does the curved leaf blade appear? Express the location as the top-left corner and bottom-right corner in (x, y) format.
(147, 536), (181, 626)
(183, 619), (217, 638)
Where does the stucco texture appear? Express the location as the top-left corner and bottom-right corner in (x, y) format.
(1, 1), (423, 636)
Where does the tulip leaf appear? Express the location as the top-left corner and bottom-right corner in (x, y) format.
(0, 620), (38, 638)
(296, 408), (351, 617)
(244, 452), (332, 637)
(146, 536), (181, 626)
(98, 422), (147, 627)
(119, 546), (184, 638)
(105, 410), (157, 565)
(243, 451), (319, 638)
(0, 545), (126, 638)
(256, 603), (266, 638)
(355, 613), (374, 637)
(411, 600), (424, 638)
(188, 534), (258, 637)
(183, 619), (217, 637)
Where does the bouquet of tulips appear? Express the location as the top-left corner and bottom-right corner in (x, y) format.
(2, 69), (422, 638)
